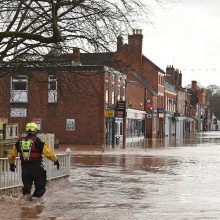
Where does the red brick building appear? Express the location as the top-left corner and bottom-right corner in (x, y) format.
(0, 65), (126, 145)
(0, 29), (169, 146)
(78, 29), (166, 139)
(165, 66), (194, 137)
(188, 80), (206, 131)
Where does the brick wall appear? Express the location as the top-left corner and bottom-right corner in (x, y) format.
(0, 70), (106, 145)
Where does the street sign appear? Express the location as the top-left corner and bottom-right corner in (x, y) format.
(116, 101), (126, 110)
(174, 112), (180, 117)
(157, 108), (165, 113)
(147, 114), (152, 119)
(105, 109), (115, 118)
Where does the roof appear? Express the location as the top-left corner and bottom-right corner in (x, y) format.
(80, 52), (114, 66)
(165, 81), (176, 94)
(142, 55), (165, 74)
(1, 63), (122, 74)
(131, 70), (158, 96)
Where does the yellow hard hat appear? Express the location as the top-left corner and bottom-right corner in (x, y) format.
(26, 122), (38, 132)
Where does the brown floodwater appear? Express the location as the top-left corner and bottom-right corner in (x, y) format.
(1, 131), (220, 219)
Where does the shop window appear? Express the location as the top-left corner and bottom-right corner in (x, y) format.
(126, 118), (144, 137)
(10, 75), (28, 103)
(48, 75), (57, 103)
(115, 118), (123, 136)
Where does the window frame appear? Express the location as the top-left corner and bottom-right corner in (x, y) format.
(48, 74), (57, 103)
(10, 75), (28, 103)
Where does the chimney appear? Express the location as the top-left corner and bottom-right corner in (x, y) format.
(127, 29), (143, 67)
(117, 35), (124, 51)
(72, 47), (80, 63)
(191, 80), (197, 92)
(174, 69), (179, 85)
(128, 29), (143, 47)
(166, 65), (175, 83)
(178, 72), (182, 87)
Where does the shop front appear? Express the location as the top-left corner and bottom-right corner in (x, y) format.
(126, 109), (146, 144)
(105, 108), (124, 147)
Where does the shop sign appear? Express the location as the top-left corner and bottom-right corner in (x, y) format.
(174, 112), (180, 117)
(116, 101), (126, 110)
(105, 109), (115, 118)
(157, 108), (165, 113)
(127, 111), (145, 120)
(66, 119), (75, 131)
(159, 113), (164, 118)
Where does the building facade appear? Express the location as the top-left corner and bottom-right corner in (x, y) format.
(0, 65), (127, 146)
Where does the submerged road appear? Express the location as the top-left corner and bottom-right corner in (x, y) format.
(1, 131), (220, 219)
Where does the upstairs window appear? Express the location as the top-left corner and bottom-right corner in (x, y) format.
(48, 75), (57, 103)
(111, 75), (115, 105)
(117, 77), (121, 101)
(122, 76), (126, 101)
(10, 75), (28, 103)
(105, 75), (109, 104)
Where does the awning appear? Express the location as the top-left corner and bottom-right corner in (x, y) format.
(176, 116), (193, 122)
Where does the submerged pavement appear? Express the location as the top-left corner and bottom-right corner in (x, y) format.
(1, 132), (220, 219)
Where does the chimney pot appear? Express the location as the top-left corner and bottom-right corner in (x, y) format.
(133, 29), (143, 35)
(72, 47), (80, 63)
(117, 35), (124, 51)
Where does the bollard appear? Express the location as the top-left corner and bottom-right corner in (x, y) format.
(65, 147), (72, 172)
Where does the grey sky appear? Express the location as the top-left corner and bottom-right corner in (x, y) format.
(141, 0), (220, 87)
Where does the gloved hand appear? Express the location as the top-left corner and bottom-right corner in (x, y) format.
(54, 160), (60, 170)
(10, 164), (16, 172)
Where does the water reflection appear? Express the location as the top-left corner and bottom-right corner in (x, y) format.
(74, 153), (183, 179)
(127, 131), (220, 149)
(2, 131), (220, 219)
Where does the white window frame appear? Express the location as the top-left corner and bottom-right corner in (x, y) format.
(122, 76), (126, 101)
(111, 75), (115, 105)
(117, 77), (121, 101)
(10, 108), (27, 117)
(10, 75), (28, 103)
(48, 75), (57, 103)
(105, 75), (109, 104)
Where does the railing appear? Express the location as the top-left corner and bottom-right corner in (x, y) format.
(0, 151), (71, 195)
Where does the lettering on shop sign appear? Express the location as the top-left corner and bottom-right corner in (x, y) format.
(105, 109), (115, 118)
(116, 101), (126, 110)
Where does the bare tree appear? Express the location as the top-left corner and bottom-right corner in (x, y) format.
(0, 0), (168, 63)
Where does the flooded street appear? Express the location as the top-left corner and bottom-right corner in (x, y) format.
(2, 131), (220, 219)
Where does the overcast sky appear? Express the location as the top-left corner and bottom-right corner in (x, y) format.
(141, 0), (220, 87)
